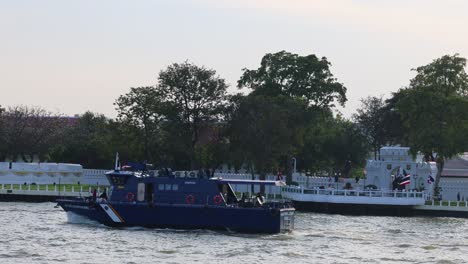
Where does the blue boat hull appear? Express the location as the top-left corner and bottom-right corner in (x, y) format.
(58, 199), (294, 234)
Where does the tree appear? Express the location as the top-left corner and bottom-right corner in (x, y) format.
(115, 87), (164, 161)
(0, 105), (5, 160)
(238, 50), (347, 109)
(300, 113), (369, 176)
(0, 105), (66, 162)
(51, 112), (117, 168)
(157, 61), (228, 169)
(353, 96), (386, 159)
(237, 51), (348, 183)
(397, 54), (468, 196)
(379, 91), (407, 146)
(228, 95), (308, 191)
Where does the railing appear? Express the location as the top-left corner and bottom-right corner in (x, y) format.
(0, 183), (107, 196)
(426, 200), (468, 207)
(281, 186), (425, 199)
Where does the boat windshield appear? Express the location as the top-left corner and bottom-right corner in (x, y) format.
(217, 183), (238, 204)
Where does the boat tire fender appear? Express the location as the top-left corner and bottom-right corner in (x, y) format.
(213, 195), (223, 205)
(185, 194), (195, 204)
(126, 192), (135, 202)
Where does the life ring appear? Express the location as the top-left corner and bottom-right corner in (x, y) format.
(185, 194), (195, 204)
(213, 195), (223, 205)
(189, 171), (196, 178)
(126, 192), (135, 202)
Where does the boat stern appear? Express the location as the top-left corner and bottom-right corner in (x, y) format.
(279, 208), (295, 232)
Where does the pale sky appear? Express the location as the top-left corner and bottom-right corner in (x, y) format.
(1, 0), (467, 118)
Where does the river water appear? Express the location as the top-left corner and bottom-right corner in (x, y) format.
(0, 202), (467, 264)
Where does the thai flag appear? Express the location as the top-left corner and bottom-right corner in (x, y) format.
(427, 175), (435, 184)
(398, 175), (411, 186)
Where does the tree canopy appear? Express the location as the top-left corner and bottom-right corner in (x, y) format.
(396, 54), (468, 194)
(353, 96), (386, 159)
(115, 86), (164, 161)
(238, 51), (347, 109)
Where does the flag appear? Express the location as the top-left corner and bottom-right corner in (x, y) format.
(427, 175), (435, 184)
(398, 175), (411, 186)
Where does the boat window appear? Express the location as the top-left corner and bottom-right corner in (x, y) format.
(109, 175), (128, 185)
(165, 184), (171, 191)
(145, 183), (153, 202)
(172, 184), (178, 191)
(158, 184), (164, 191)
(137, 183), (145, 202)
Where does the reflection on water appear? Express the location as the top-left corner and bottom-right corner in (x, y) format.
(0, 203), (467, 264)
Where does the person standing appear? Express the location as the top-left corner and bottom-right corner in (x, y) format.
(92, 189), (97, 202)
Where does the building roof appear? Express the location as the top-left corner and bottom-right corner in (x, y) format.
(442, 154), (468, 178)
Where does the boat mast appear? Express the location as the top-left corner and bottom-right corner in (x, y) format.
(115, 152), (120, 171)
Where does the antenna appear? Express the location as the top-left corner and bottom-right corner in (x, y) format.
(115, 152), (120, 171)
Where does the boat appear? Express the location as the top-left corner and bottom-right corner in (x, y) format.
(56, 164), (295, 233)
(281, 186), (425, 216)
(282, 146), (434, 216)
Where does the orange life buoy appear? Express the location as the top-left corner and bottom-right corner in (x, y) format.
(126, 192), (135, 202)
(185, 194), (195, 204)
(213, 194), (223, 205)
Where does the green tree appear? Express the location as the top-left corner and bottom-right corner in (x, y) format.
(228, 95), (308, 190)
(353, 96), (386, 159)
(0, 105), (5, 160)
(0, 106), (65, 162)
(238, 50), (347, 108)
(300, 113), (369, 176)
(397, 54), (468, 196)
(51, 112), (115, 168)
(157, 61), (228, 169)
(115, 87), (164, 161)
(237, 51), (348, 183)
(379, 91), (407, 146)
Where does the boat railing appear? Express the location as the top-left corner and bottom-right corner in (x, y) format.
(281, 186), (425, 199)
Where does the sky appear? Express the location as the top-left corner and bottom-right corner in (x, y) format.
(1, 0), (467, 118)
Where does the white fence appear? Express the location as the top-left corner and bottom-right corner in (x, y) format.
(0, 183), (106, 197)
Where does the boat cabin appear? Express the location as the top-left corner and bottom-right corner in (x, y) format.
(105, 170), (282, 207)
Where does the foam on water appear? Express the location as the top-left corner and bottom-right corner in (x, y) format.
(66, 211), (99, 225)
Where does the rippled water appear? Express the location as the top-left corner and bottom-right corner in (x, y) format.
(0, 202), (467, 264)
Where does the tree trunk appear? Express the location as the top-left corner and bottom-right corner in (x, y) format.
(434, 157), (445, 199)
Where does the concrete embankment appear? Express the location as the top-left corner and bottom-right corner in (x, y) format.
(414, 204), (468, 218)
